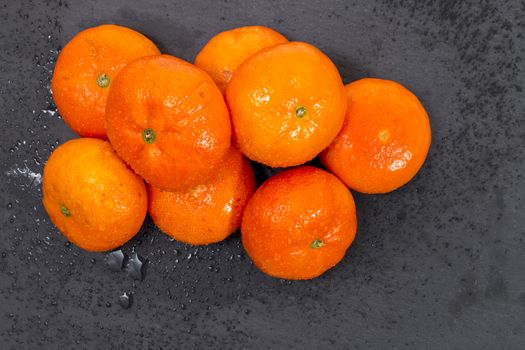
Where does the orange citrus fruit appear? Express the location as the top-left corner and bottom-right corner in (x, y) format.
(195, 25), (288, 93)
(105, 54), (231, 191)
(321, 78), (431, 193)
(42, 138), (147, 251)
(226, 42), (347, 167)
(242, 166), (357, 280)
(51, 24), (160, 138)
(148, 147), (256, 245)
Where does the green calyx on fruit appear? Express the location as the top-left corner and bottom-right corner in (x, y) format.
(96, 73), (110, 88)
(142, 128), (156, 144)
(60, 204), (71, 217)
(310, 238), (325, 249)
(378, 129), (390, 142)
(296, 106), (307, 118)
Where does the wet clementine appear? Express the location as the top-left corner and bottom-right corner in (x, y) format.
(195, 25), (287, 93)
(242, 166), (357, 280)
(42, 138), (147, 252)
(148, 147), (256, 245)
(52, 24), (160, 138)
(226, 42), (347, 167)
(105, 54), (231, 191)
(321, 78), (431, 193)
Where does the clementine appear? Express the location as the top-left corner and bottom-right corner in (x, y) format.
(52, 24), (160, 138)
(321, 78), (431, 193)
(195, 25), (288, 93)
(226, 42), (347, 167)
(42, 138), (147, 252)
(148, 147), (256, 245)
(241, 166), (357, 280)
(105, 54), (231, 191)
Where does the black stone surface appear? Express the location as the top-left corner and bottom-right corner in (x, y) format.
(1, 1), (524, 349)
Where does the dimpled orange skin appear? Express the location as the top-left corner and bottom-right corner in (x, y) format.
(42, 138), (147, 252)
(105, 54), (231, 191)
(226, 42), (347, 168)
(321, 78), (431, 194)
(148, 147), (256, 245)
(194, 26), (288, 93)
(51, 24), (160, 138)
(241, 166), (357, 280)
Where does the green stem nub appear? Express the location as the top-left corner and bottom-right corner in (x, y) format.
(60, 205), (71, 217)
(296, 106), (307, 118)
(142, 128), (156, 144)
(310, 238), (325, 249)
(96, 74), (110, 88)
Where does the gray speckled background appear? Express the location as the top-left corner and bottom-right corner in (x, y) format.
(1, 0), (524, 349)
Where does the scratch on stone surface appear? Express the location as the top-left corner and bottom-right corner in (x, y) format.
(5, 162), (42, 186)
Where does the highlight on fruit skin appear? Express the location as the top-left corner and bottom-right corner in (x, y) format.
(226, 41), (347, 168)
(321, 78), (431, 194)
(241, 166), (357, 280)
(105, 54), (231, 192)
(51, 24), (160, 138)
(195, 25), (288, 93)
(148, 146), (256, 245)
(42, 138), (148, 252)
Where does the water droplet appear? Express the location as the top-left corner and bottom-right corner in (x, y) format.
(105, 302), (112, 308)
(6, 203), (12, 210)
(105, 250), (125, 272)
(126, 252), (145, 280)
(118, 292), (132, 309)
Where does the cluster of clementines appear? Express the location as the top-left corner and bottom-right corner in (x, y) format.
(43, 24), (431, 280)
